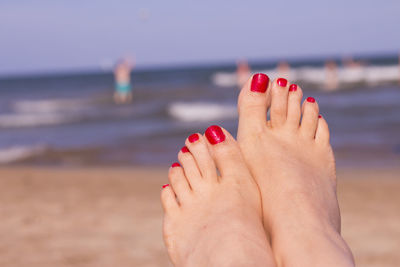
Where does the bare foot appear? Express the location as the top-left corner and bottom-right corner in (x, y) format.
(161, 125), (276, 267)
(237, 74), (355, 266)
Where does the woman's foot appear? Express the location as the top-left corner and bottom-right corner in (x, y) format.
(237, 74), (355, 266)
(161, 126), (276, 267)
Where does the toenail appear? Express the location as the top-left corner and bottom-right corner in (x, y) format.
(205, 125), (226, 145)
(171, 162), (181, 167)
(250, 73), (269, 93)
(162, 184), (170, 189)
(181, 146), (190, 153)
(318, 114), (322, 118)
(307, 97), (315, 103)
(277, 78), (288, 87)
(188, 133), (199, 143)
(289, 84), (297, 91)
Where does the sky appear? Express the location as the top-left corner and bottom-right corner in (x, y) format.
(1, 0), (400, 75)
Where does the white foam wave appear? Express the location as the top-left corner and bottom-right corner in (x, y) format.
(13, 98), (88, 113)
(0, 98), (93, 128)
(168, 102), (237, 122)
(0, 145), (47, 163)
(0, 113), (74, 128)
(212, 65), (400, 89)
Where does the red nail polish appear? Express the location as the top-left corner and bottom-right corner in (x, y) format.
(162, 184), (170, 189)
(171, 162), (181, 168)
(289, 84), (297, 91)
(205, 125), (226, 145)
(181, 146), (189, 153)
(277, 78), (288, 87)
(188, 133), (199, 143)
(250, 73), (269, 93)
(318, 115), (322, 118)
(307, 97), (315, 103)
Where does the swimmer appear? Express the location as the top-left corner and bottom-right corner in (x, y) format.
(236, 59), (251, 88)
(114, 58), (134, 104)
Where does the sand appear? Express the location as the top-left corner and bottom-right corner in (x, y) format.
(0, 166), (399, 267)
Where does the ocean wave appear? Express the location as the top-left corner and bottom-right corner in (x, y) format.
(0, 145), (47, 164)
(212, 65), (400, 89)
(0, 97), (166, 128)
(168, 102), (237, 122)
(13, 98), (89, 113)
(0, 113), (76, 128)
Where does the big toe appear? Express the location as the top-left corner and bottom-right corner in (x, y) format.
(204, 125), (254, 184)
(238, 73), (271, 135)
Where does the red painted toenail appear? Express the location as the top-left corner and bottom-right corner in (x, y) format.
(171, 162), (181, 167)
(181, 146), (189, 153)
(188, 133), (199, 143)
(307, 97), (315, 103)
(289, 84), (297, 91)
(162, 184), (170, 189)
(318, 115), (322, 118)
(277, 78), (288, 87)
(250, 73), (269, 93)
(205, 125), (226, 145)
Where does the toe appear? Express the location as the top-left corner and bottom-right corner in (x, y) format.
(161, 184), (179, 213)
(270, 78), (289, 127)
(286, 83), (303, 130)
(300, 97), (320, 139)
(168, 162), (191, 201)
(185, 133), (218, 182)
(315, 115), (330, 144)
(178, 146), (203, 189)
(204, 125), (251, 179)
(238, 73), (271, 134)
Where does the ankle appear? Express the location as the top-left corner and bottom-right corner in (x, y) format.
(271, 224), (354, 267)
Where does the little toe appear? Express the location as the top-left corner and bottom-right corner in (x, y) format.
(286, 83), (303, 130)
(315, 115), (330, 145)
(185, 133), (218, 182)
(238, 73), (271, 134)
(300, 97), (320, 139)
(270, 78), (290, 127)
(161, 184), (179, 213)
(168, 162), (191, 201)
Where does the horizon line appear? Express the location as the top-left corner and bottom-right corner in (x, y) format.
(0, 51), (398, 81)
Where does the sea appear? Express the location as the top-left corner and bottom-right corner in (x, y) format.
(0, 56), (399, 167)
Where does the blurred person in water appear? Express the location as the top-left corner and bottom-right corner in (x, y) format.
(114, 57), (134, 104)
(277, 61), (291, 80)
(236, 59), (251, 88)
(324, 60), (339, 91)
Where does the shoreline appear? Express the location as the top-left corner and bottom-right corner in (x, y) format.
(0, 166), (399, 266)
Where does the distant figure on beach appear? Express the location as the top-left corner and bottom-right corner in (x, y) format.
(236, 59), (251, 88)
(277, 61), (290, 80)
(324, 60), (339, 91)
(114, 58), (134, 104)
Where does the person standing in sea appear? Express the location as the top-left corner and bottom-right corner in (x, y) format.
(113, 58), (134, 104)
(236, 59), (251, 88)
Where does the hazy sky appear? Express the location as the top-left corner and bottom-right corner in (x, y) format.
(1, 0), (399, 75)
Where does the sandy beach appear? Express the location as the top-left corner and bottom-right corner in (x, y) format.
(0, 166), (399, 267)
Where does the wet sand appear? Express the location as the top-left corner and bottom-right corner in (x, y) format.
(0, 166), (399, 267)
